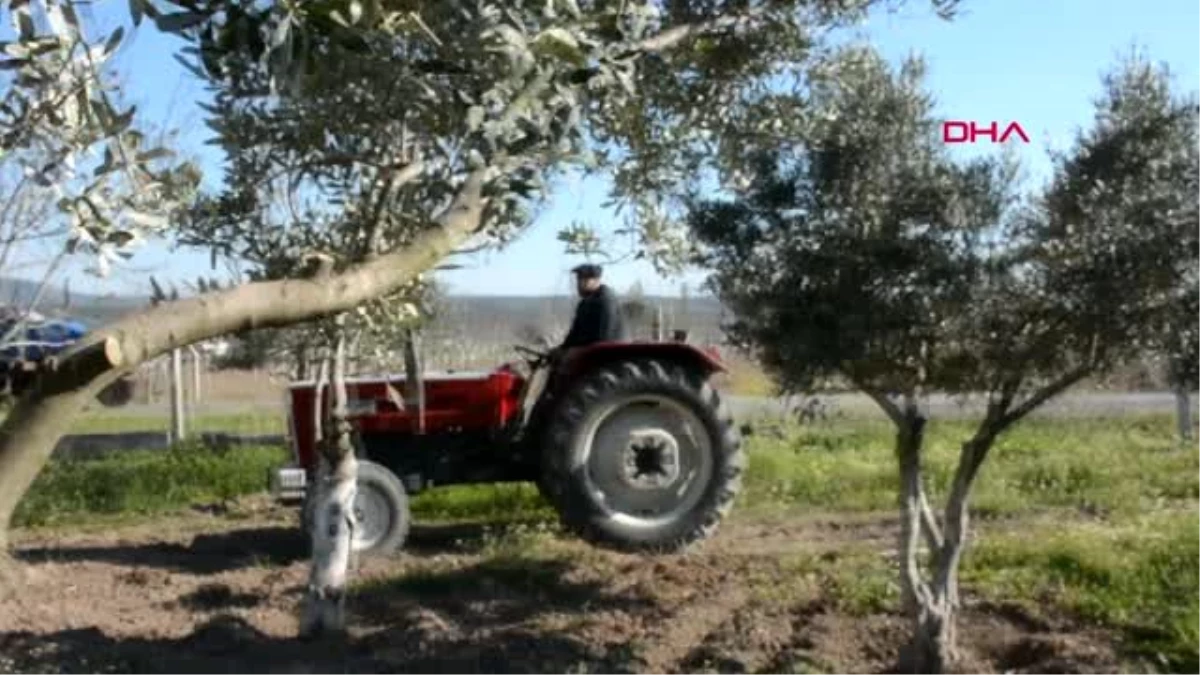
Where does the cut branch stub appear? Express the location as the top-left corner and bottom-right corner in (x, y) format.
(40, 336), (124, 396)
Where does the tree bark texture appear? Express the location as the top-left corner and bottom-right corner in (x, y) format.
(902, 431), (999, 674)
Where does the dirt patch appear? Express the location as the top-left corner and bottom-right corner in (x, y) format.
(0, 512), (1124, 674)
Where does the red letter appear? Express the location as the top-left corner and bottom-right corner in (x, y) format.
(1000, 121), (1030, 143)
(943, 121), (969, 143)
(971, 121), (998, 143)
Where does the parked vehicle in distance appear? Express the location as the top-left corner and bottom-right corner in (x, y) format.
(0, 312), (132, 407)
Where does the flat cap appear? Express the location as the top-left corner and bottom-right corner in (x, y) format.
(570, 263), (602, 279)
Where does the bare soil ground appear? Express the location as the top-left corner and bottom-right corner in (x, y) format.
(0, 501), (1123, 674)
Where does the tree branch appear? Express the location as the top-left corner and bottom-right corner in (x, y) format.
(628, 13), (760, 55)
(0, 165), (490, 535)
(918, 487), (943, 551)
(861, 385), (904, 427)
(997, 365), (1092, 430)
(365, 160), (426, 257)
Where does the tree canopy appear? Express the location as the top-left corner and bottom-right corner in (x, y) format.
(686, 46), (1198, 672)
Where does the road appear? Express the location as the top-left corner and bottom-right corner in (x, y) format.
(724, 390), (1196, 422)
(106, 390), (1193, 422)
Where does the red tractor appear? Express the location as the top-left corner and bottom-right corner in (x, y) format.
(271, 339), (744, 555)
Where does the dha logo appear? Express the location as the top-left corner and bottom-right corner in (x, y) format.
(942, 121), (1030, 144)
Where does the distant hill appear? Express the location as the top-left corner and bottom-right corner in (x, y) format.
(0, 276), (147, 327)
(0, 276), (731, 343)
(433, 293), (727, 344)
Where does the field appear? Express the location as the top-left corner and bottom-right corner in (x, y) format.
(0, 413), (1196, 674)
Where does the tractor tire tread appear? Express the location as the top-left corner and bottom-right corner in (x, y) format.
(541, 358), (743, 554)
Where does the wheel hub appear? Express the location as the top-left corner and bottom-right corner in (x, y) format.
(622, 429), (681, 488)
(579, 395), (714, 530)
(351, 485), (391, 551)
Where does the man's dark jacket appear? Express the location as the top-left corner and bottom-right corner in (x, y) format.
(561, 284), (625, 349)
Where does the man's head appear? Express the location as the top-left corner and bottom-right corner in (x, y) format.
(571, 263), (603, 296)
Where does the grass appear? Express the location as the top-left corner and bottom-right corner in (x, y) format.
(742, 414), (1197, 518)
(11, 410), (1197, 670)
(965, 511), (1199, 672)
(67, 411), (284, 435)
(410, 483), (555, 523)
(718, 356), (777, 397)
(14, 442), (288, 528)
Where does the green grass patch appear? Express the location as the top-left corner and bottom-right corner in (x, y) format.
(15, 443), (288, 528)
(742, 414), (1197, 517)
(66, 412), (284, 435)
(410, 483), (555, 523)
(964, 511), (1199, 672)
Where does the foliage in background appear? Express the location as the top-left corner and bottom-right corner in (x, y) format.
(687, 45), (1198, 671)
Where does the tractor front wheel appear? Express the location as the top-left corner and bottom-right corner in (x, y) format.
(541, 360), (743, 553)
(301, 460), (410, 556)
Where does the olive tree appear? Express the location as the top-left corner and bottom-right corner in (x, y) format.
(0, 0), (965, 609)
(688, 47), (1196, 672)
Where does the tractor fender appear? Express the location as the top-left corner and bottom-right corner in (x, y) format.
(559, 342), (726, 382)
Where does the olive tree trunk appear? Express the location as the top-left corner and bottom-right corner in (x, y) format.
(890, 370), (1091, 673)
(0, 172), (486, 563)
(299, 318), (359, 638)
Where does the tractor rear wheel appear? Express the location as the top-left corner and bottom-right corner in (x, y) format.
(541, 359), (743, 553)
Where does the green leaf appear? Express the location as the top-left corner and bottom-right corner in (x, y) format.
(104, 26), (125, 56)
(61, 3), (81, 31)
(13, 7), (35, 40)
(112, 105), (137, 134)
(492, 25), (527, 49)
(127, 210), (167, 230)
(95, 147), (115, 177)
(466, 106), (485, 131)
(329, 10), (350, 27)
(0, 42), (29, 58)
(130, 0), (144, 26)
(173, 53), (209, 80)
(136, 148), (173, 163)
(532, 28), (587, 67)
(154, 12), (207, 33)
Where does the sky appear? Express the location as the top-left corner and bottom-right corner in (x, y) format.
(10, 0), (1200, 300)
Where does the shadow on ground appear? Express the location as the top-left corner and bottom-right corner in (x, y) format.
(15, 526), (308, 574)
(1, 546), (652, 674)
(0, 612), (645, 674)
(14, 519), (548, 575)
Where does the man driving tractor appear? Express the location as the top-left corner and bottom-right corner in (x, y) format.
(518, 263), (625, 426)
(554, 263), (626, 355)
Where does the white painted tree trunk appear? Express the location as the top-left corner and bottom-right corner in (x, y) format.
(169, 348), (185, 443)
(300, 322), (359, 638)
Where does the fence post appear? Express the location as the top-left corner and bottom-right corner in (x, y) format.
(143, 362), (154, 405)
(652, 305), (664, 342)
(189, 346), (203, 405)
(170, 348), (186, 443)
(1175, 386), (1194, 442)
